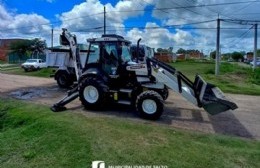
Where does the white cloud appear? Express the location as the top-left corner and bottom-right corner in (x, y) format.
(0, 0), (259, 52)
(0, 4), (51, 44)
(149, 0), (260, 52)
(58, 0), (148, 34)
(126, 22), (196, 50)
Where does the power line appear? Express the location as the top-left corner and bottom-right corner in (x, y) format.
(229, 12), (260, 15)
(185, 0), (238, 20)
(1, 12), (104, 32)
(225, 25), (254, 48)
(1, 1), (259, 33)
(110, 1), (260, 13)
(220, 1), (257, 19)
(139, 0), (192, 22)
(222, 19), (260, 25)
(171, 0), (210, 18)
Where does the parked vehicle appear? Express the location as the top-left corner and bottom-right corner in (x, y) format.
(21, 59), (46, 72)
(46, 44), (154, 88)
(50, 29), (237, 120)
(250, 58), (260, 67)
(45, 49), (88, 88)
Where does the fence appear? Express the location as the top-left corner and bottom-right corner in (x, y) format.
(8, 53), (46, 64)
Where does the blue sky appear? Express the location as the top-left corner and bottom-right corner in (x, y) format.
(0, 0), (260, 53)
(3, 0), (88, 21)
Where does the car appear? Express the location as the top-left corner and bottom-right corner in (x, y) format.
(249, 57), (260, 67)
(21, 59), (46, 72)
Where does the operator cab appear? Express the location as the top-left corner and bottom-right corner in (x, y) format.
(84, 34), (133, 87)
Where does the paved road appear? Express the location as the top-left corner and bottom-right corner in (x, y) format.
(1, 73), (259, 140)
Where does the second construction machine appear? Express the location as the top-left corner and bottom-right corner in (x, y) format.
(51, 29), (237, 120)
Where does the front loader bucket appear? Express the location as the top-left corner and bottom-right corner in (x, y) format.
(194, 75), (238, 115)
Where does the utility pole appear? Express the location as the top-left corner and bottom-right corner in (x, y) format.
(215, 18), (220, 75)
(253, 23), (258, 70)
(104, 6), (106, 35)
(51, 25), (53, 50)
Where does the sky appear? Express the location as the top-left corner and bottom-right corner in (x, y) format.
(0, 0), (260, 54)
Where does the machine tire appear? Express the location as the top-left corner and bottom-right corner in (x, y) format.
(159, 86), (169, 100)
(56, 71), (73, 88)
(79, 77), (108, 109)
(136, 90), (164, 120)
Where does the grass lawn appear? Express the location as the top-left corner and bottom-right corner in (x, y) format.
(171, 60), (260, 95)
(0, 60), (5, 64)
(0, 64), (54, 78)
(1, 60), (260, 95)
(1, 98), (260, 168)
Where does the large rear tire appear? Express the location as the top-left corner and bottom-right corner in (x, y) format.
(56, 71), (73, 88)
(79, 77), (108, 109)
(136, 90), (164, 120)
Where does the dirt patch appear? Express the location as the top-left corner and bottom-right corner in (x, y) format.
(9, 88), (49, 100)
(1, 72), (260, 140)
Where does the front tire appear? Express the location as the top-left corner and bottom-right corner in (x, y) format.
(79, 77), (108, 109)
(160, 86), (169, 100)
(136, 90), (164, 120)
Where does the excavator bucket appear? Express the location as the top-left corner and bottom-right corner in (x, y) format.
(147, 58), (237, 115)
(194, 75), (238, 115)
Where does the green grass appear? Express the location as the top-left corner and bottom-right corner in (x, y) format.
(1, 65), (54, 78)
(171, 60), (260, 95)
(1, 60), (260, 95)
(0, 60), (6, 64)
(1, 98), (259, 168)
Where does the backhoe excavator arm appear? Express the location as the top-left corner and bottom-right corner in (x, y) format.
(60, 28), (82, 80)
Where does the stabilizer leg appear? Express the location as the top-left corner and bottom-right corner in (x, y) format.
(51, 86), (79, 112)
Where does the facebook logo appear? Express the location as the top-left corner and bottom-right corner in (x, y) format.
(92, 161), (105, 168)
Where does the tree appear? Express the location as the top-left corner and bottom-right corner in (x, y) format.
(222, 53), (232, 61)
(9, 38), (46, 59)
(30, 38), (47, 53)
(156, 47), (171, 53)
(30, 38), (47, 58)
(157, 48), (163, 53)
(210, 50), (216, 59)
(168, 47), (173, 53)
(231, 51), (243, 61)
(9, 40), (32, 59)
(176, 48), (186, 54)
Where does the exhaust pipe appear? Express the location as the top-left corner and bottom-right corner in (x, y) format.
(136, 38), (142, 63)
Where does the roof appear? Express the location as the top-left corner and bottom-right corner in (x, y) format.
(87, 34), (131, 44)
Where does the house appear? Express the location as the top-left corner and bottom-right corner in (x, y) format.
(188, 50), (203, 59)
(176, 53), (186, 60)
(154, 52), (176, 63)
(0, 39), (26, 61)
(244, 52), (254, 62)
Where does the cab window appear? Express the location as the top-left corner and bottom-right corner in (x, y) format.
(88, 44), (100, 63)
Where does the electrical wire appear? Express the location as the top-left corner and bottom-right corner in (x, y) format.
(140, 0), (192, 22)
(225, 25), (254, 48)
(110, 1), (260, 13)
(222, 19), (260, 25)
(1, 12), (104, 32)
(185, 0), (238, 20)
(1, 1), (259, 33)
